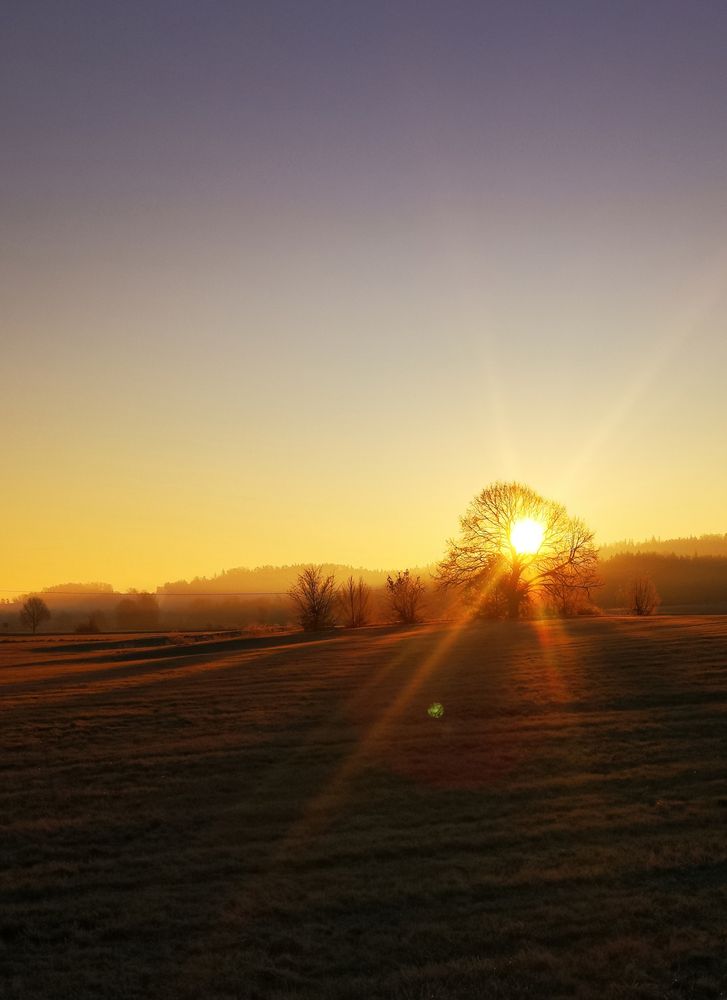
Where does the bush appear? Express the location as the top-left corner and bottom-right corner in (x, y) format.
(626, 576), (661, 616)
(338, 576), (371, 628)
(288, 567), (337, 631)
(385, 571), (426, 624)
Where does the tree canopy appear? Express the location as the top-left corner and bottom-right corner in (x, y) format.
(436, 481), (600, 618)
(385, 570), (426, 624)
(20, 596), (51, 634)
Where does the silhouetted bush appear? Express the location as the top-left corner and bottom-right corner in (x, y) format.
(626, 576), (660, 616)
(386, 570), (426, 623)
(338, 576), (371, 628)
(288, 567), (337, 631)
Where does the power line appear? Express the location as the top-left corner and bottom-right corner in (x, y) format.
(0, 590), (289, 597)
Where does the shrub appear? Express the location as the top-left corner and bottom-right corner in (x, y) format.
(288, 567), (337, 631)
(385, 570), (426, 624)
(338, 576), (371, 628)
(627, 575), (661, 616)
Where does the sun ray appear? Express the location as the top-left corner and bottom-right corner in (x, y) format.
(557, 250), (727, 498)
(273, 616), (475, 855)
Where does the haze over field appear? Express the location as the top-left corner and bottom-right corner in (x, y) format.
(3, 1), (727, 593)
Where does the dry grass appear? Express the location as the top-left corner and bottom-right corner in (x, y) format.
(2, 617), (727, 998)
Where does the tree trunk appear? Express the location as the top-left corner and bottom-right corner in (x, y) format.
(506, 565), (523, 619)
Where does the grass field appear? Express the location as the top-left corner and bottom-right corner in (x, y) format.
(3, 617), (727, 999)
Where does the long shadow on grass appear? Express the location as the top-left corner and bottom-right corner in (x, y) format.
(8, 618), (727, 999)
(0, 626), (424, 704)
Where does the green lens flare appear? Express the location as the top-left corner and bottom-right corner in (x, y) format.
(427, 702), (444, 718)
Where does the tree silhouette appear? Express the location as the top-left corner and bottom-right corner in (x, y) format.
(338, 576), (371, 628)
(288, 566), (337, 631)
(626, 575), (660, 615)
(436, 481), (600, 619)
(385, 570), (426, 624)
(20, 596), (51, 634)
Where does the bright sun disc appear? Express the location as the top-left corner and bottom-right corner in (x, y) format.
(510, 517), (545, 555)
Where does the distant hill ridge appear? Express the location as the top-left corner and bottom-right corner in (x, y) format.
(157, 563), (437, 595)
(19, 540), (727, 601)
(600, 533), (727, 559)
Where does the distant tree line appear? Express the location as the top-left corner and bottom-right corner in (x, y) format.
(1, 573), (438, 634)
(600, 534), (727, 559)
(157, 564), (398, 596)
(599, 553), (727, 609)
(5, 538), (727, 635)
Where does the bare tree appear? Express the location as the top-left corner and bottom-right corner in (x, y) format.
(338, 576), (371, 628)
(627, 575), (660, 616)
(543, 565), (599, 616)
(385, 570), (426, 624)
(20, 596), (51, 634)
(436, 481), (600, 619)
(288, 566), (337, 631)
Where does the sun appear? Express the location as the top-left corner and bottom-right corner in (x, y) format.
(510, 517), (545, 555)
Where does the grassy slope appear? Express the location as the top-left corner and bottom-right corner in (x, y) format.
(2, 618), (727, 999)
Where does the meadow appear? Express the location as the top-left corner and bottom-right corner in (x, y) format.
(2, 617), (727, 999)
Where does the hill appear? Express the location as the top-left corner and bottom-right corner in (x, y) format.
(600, 533), (727, 559)
(157, 563), (427, 595)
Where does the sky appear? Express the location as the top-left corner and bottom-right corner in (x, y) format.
(3, 0), (727, 592)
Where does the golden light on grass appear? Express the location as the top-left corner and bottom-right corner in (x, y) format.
(510, 517), (545, 555)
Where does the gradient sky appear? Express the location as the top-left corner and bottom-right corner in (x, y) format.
(3, 0), (727, 592)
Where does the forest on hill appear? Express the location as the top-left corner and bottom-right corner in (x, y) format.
(599, 533), (727, 559)
(3, 545), (727, 634)
(157, 564), (405, 595)
(599, 553), (727, 609)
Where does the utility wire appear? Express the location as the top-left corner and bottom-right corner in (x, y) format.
(0, 590), (290, 597)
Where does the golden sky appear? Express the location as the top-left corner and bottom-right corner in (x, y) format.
(4, 3), (727, 593)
